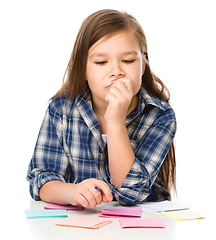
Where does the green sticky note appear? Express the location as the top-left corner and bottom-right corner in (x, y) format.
(25, 209), (68, 219)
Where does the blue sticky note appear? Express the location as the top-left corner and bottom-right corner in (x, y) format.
(25, 209), (68, 219)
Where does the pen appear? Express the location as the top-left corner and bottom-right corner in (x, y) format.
(94, 186), (103, 193)
(94, 186), (115, 198)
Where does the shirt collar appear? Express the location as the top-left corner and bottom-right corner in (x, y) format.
(75, 86), (169, 109)
(75, 87), (92, 107)
(138, 86), (171, 112)
(74, 86), (171, 129)
(75, 88), (104, 149)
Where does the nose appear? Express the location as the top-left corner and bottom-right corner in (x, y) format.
(109, 62), (124, 78)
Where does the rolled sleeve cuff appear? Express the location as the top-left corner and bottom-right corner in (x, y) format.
(110, 158), (151, 206)
(28, 171), (66, 201)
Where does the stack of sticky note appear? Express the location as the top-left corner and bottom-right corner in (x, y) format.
(56, 217), (113, 229)
(25, 209), (68, 219)
(119, 218), (165, 229)
(44, 203), (85, 211)
(98, 207), (142, 218)
(161, 210), (205, 221)
(139, 200), (191, 212)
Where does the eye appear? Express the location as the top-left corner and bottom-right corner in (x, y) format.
(122, 59), (135, 64)
(95, 61), (107, 66)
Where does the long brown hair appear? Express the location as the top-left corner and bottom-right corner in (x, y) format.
(52, 9), (176, 196)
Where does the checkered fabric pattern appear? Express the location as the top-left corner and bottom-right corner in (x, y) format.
(27, 86), (176, 205)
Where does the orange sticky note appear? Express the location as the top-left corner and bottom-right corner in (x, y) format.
(56, 217), (113, 229)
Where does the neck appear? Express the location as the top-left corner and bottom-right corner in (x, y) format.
(127, 94), (139, 115)
(92, 96), (108, 118)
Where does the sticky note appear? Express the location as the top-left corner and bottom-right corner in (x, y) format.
(161, 210), (205, 221)
(99, 207), (142, 218)
(56, 217), (113, 229)
(119, 218), (166, 229)
(25, 209), (67, 219)
(138, 200), (191, 212)
(44, 203), (85, 211)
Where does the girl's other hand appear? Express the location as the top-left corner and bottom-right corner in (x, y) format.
(67, 178), (113, 209)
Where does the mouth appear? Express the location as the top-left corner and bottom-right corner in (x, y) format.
(107, 83), (113, 88)
(107, 80), (117, 88)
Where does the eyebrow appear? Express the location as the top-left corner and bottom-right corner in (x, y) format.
(122, 51), (139, 56)
(89, 51), (138, 59)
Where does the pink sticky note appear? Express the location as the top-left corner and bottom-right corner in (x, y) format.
(44, 203), (85, 211)
(119, 218), (165, 229)
(100, 207), (142, 218)
(98, 213), (133, 218)
(56, 217), (113, 229)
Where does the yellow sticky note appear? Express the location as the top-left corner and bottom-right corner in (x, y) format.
(161, 210), (205, 221)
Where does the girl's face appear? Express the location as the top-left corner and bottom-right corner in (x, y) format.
(86, 31), (145, 108)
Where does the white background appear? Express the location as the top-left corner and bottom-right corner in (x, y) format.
(1, 0), (215, 238)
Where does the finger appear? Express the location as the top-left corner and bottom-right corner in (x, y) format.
(82, 181), (103, 208)
(108, 85), (122, 98)
(91, 186), (103, 205)
(108, 84), (132, 106)
(111, 81), (133, 100)
(105, 91), (117, 104)
(94, 180), (113, 202)
(117, 78), (133, 94)
(83, 189), (99, 209)
(77, 194), (90, 208)
(108, 82), (129, 101)
(102, 194), (110, 203)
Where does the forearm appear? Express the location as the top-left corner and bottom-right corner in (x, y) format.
(39, 180), (75, 205)
(107, 123), (135, 188)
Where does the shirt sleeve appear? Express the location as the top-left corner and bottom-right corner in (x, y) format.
(26, 100), (70, 200)
(111, 108), (177, 206)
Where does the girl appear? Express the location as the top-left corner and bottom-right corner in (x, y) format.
(27, 9), (176, 208)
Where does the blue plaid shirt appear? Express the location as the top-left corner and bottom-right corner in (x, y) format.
(27, 86), (176, 206)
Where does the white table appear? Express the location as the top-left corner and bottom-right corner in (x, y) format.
(24, 200), (213, 240)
